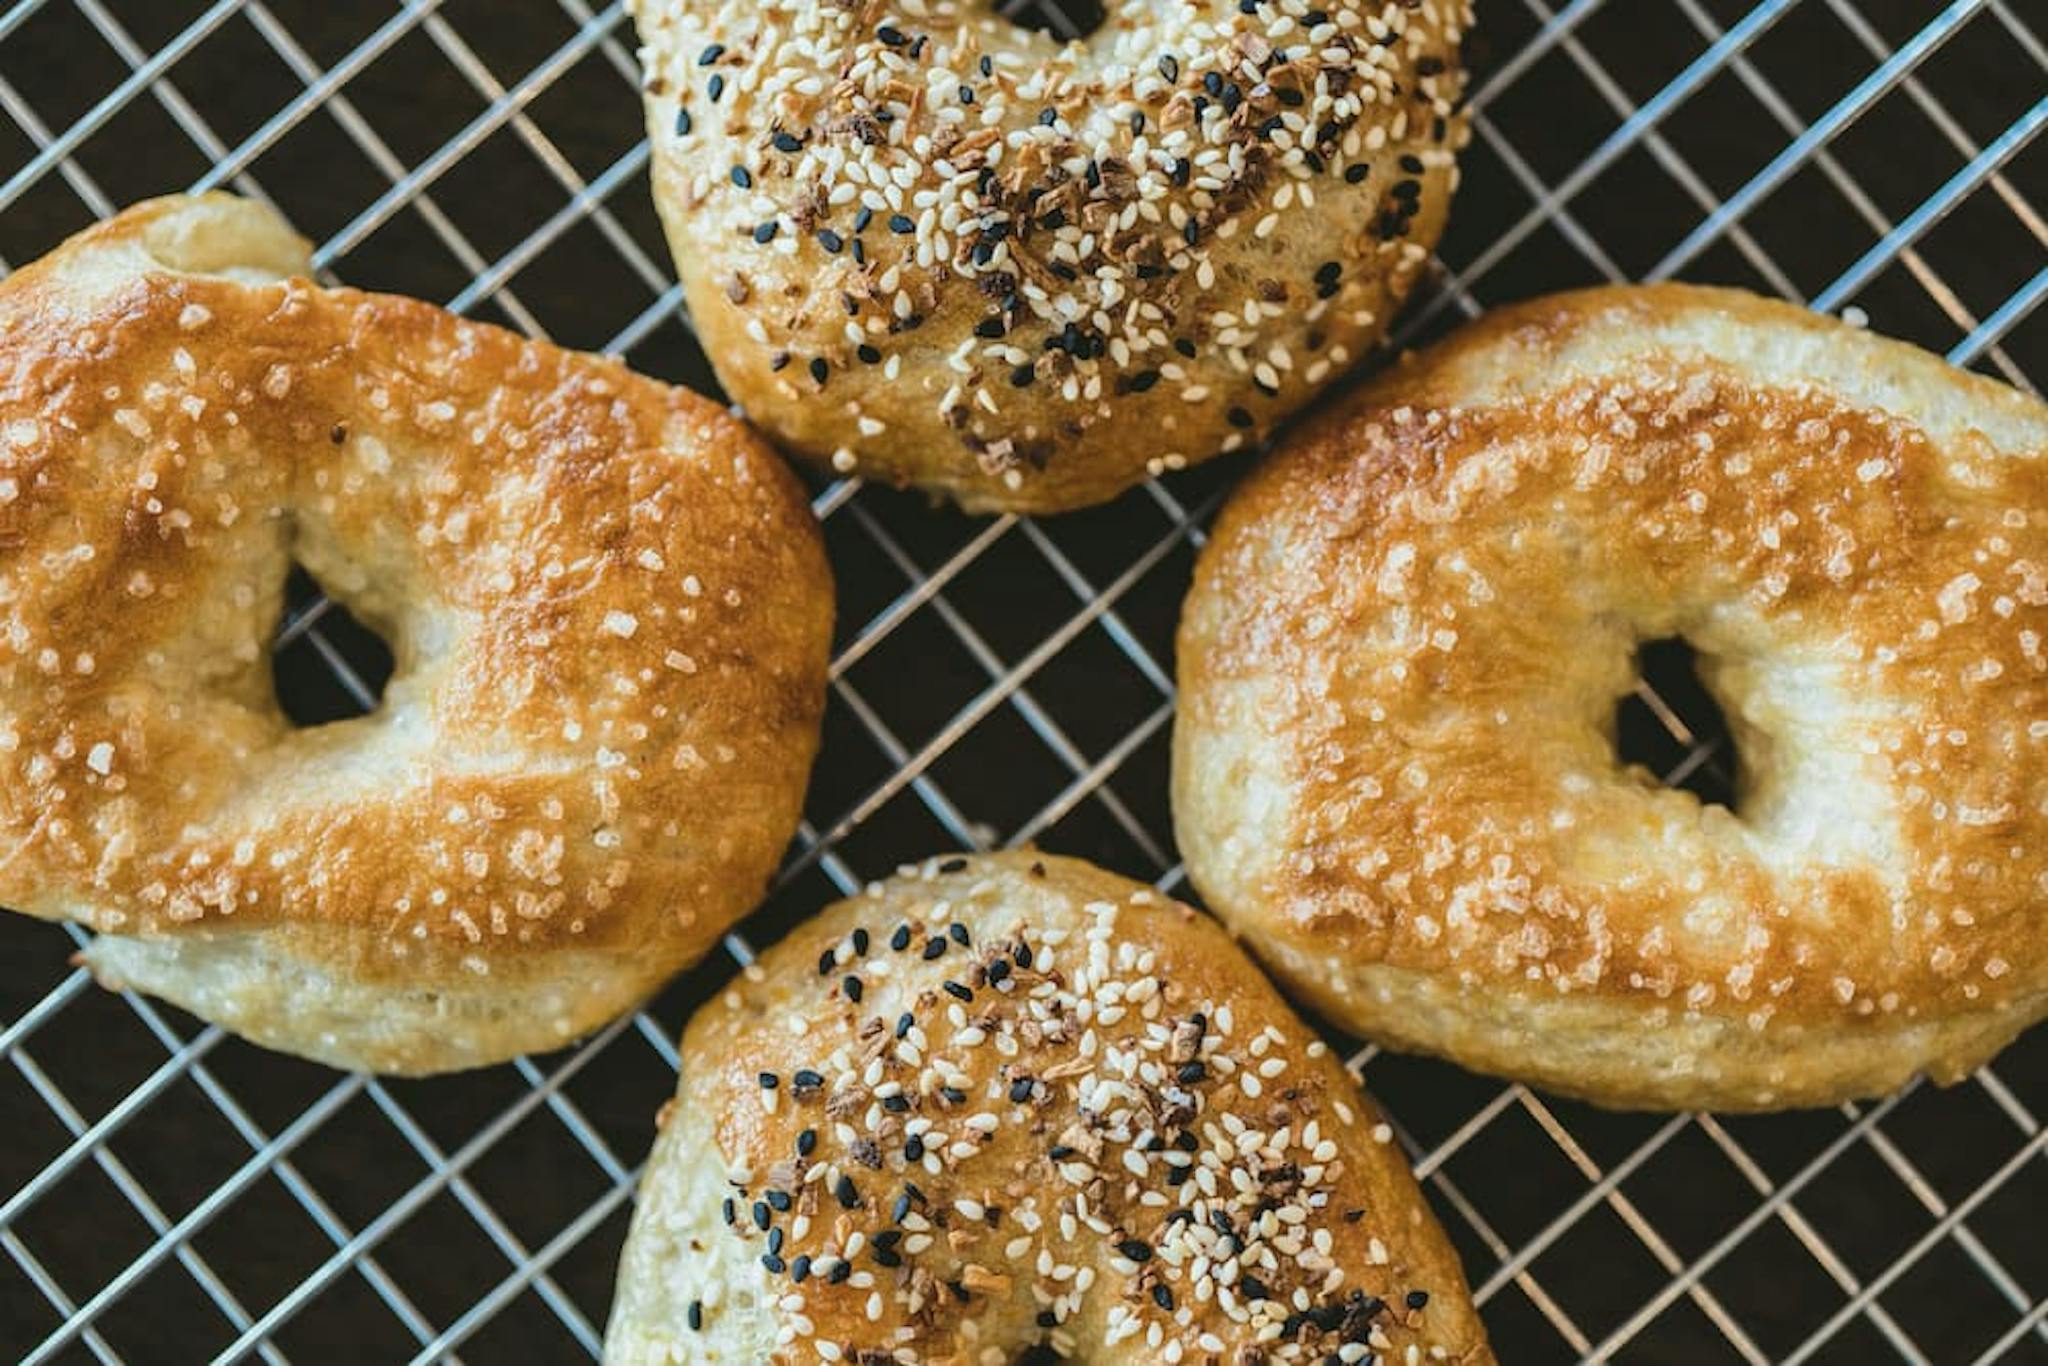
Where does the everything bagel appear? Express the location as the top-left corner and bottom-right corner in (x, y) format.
(606, 852), (1491, 1363)
(0, 195), (834, 1074)
(1175, 284), (2048, 1111)
(629, 0), (1469, 512)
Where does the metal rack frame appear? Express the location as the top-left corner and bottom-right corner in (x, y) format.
(0, 1), (2041, 1362)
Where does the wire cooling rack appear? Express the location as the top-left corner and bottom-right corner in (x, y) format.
(0, 1), (2041, 1362)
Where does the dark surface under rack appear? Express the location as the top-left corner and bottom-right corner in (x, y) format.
(0, 1), (2043, 1362)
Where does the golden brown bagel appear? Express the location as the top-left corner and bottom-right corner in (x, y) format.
(628, 0), (1470, 513)
(0, 194), (833, 1074)
(1175, 284), (2048, 1112)
(606, 852), (1491, 1363)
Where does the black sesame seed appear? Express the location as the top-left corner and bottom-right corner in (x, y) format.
(1014, 943), (1033, 968)
(1011, 365), (1035, 388)
(1039, 107), (1058, 127)
(1117, 1238), (1153, 1263)
(697, 43), (724, 65)
(817, 228), (844, 253)
(944, 981), (972, 1001)
(761, 1252), (785, 1274)
(673, 107), (692, 136)
(895, 1011), (914, 1039)
(791, 1255), (812, 1283)
(882, 1094), (910, 1113)
(687, 1299), (704, 1330)
(1345, 162), (1371, 184)
(1128, 369), (1161, 394)
(772, 131), (803, 154)
(1152, 1284), (1175, 1310)
(835, 1174), (859, 1208)
(810, 357), (830, 386)
(939, 1086), (967, 1105)
(1130, 111), (1146, 134)
(959, 85), (974, 104)
(1240, 1273), (1270, 1300)
(827, 1260), (852, 1284)
(948, 923), (970, 945)
(707, 74), (724, 102)
(922, 937), (947, 961)
(1158, 54), (1180, 82)
(768, 1228), (784, 1255)
(857, 343), (882, 365)
(721, 1196), (736, 1225)
(730, 165), (752, 189)
(892, 1191), (914, 1222)
(1178, 1060), (1207, 1083)
(980, 55), (993, 76)
(987, 959), (1012, 985)
(757, 1071), (778, 1090)
(852, 927), (869, 955)
(905, 1134), (925, 1161)
(1009, 1077), (1034, 1102)
(1036, 1311), (1058, 1328)
(841, 972), (862, 1001)
(888, 213), (915, 234)
(975, 315), (1007, 339)
(853, 206), (874, 233)
(851, 238), (866, 265)
(873, 1246), (902, 1268)
(1407, 1290), (1431, 1309)
(793, 1068), (823, 1096)
(890, 923), (912, 951)
(1049, 1144), (1076, 1160)
(817, 949), (835, 976)
(797, 1128), (817, 1157)
(752, 1201), (770, 1230)
(877, 24), (906, 45)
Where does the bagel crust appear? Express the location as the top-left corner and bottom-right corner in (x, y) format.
(0, 195), (833, 1074)
(606, 852), (1491, 1364)
(628, 0), (1469, 513)
(1175, 284), (2048, 1111)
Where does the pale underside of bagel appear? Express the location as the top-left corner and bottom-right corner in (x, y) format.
(1176, 283), (2048, 1111)
(0, 194), (833, 1074)
(605, 852), (1494, 1364)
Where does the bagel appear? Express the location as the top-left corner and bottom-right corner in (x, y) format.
(628, 0), (1470, 513)
(1174, 284), (2048, 1112)
(0, 194), (834, 1075)
(606, 852), (1491, 1364)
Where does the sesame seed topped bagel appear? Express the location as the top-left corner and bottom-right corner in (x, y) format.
(606, 852), (1491, 1364)
(628, 0), (1470, 513)
(0, 195), (833, 1075)
(1175, 284), (2048, 1112)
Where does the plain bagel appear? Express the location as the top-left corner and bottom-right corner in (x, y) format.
(0, 195), (834, 1075)
(629, 0), (1470, 512)
(1175, 284), (2048, 1111)
(606, 852), (1492, 1363)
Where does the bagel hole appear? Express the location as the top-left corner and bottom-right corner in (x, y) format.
(272, 565), (395, 727)
(996, 0), (1107, 41)
(1615, 636), (1739, 812)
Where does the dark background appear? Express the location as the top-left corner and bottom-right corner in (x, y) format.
(0, 1), (2042, 1362)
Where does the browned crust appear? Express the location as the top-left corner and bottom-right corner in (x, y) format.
(630, 0), (1470, 513)
(607, 852), (1492, 1363)
(0, 194), (834, 1073)
(1175, 283), (2048, 1110)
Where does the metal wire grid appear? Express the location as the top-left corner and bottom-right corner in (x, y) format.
(0, 0), (2040, 1361)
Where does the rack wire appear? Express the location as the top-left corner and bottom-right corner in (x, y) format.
(0, 1), (2041, 1362)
